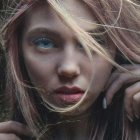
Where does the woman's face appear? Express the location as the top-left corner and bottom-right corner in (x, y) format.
(22, 0), (116, 116)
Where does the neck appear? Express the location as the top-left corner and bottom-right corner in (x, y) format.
(53, 113), (92, 140)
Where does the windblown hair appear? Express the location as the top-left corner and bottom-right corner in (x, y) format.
(1, 0), (140, 139)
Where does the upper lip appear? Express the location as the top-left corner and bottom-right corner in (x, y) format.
(54, 86), (84, 94)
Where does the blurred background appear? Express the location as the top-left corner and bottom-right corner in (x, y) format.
(0, 0), (8, 121)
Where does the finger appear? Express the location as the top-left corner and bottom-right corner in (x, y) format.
(124, 82), (140, 120)
(106, 73), (130, 105)
(106, 73), (140, 105)
(0, 121), (32, 137)
(133, 91), (140, 119)
(106, 64), (140, 87)
(121, 64), (140, 71)
(105, 64), (140, 90)
(105, 72), (118, 89)
(0, 133), (21, 140)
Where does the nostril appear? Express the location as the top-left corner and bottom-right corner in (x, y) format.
(57, 63), (80, 79)
(58, 70), (79, 78)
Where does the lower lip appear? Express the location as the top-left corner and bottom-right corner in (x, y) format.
(53, 93), (84, 104)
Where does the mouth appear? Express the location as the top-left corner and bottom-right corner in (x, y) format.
(52, 86), (85, 104)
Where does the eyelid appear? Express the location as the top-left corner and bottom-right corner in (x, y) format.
(32, 37), (51, 43)
(31, 36), (55, 50)
(28, 34), (47, 43)
(27, 33), (62, 47)
(26, 28), (64, 45)
(31, 37), (49, 45)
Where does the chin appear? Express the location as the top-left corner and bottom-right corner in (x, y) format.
(58, 105), (91, 119)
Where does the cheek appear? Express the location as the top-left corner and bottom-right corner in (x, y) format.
(23, 52), (56, 88)
(90, 57), (113, 94)
(89, 57), (112, 99)
(79, 58), (113, 113)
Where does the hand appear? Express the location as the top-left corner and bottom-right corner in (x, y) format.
(105, 64), (140, 121)
(0, 121), (33, 140)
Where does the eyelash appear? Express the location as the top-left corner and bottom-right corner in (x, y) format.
(31, 34), (106, 51)
(31, 37), (84, 51)
(32, 37), (55, 49)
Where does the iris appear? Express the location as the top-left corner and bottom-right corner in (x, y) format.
(32, 37), (54, 49)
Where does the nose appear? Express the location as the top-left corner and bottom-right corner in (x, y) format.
(57, 45), (80, 79)
(58, 61), (80, 79)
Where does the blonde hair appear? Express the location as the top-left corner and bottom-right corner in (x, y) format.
(1, 0), (140, 139)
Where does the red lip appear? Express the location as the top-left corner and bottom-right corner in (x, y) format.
(54, 86), (84, 94)
(52, 86), (85, 104)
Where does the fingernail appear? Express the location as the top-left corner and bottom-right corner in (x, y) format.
(102, 97), (107, 109)
(127, 115), (133, 122)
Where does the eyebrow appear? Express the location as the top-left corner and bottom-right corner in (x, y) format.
(26, 26), (105, 39)
(26, 27), (62, 39)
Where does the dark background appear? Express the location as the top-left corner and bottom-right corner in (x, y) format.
(0, 0), (8, 121)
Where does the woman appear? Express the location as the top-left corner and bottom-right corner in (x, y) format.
(0, 0), (140, 139)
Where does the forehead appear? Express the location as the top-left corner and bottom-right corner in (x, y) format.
(24, 0), (98, 33)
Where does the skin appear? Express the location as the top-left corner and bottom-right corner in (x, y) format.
(0, 121), (33, 140)
(105, 65), (140, 121)
(21, 1), (116, 139)
(21, 1), (116, 116)
(0, 0), (140, 139)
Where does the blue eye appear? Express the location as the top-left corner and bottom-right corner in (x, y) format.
(32, 37), (54, 49)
